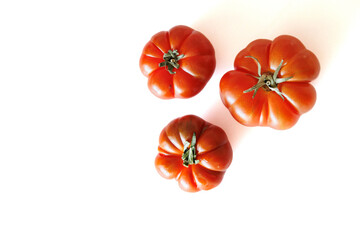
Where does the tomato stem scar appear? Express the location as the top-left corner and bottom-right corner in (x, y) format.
(243, 56), (293, 100)
(182, 133), (199, 167)
(159, 49), (184, 74)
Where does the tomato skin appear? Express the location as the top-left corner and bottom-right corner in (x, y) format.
(155, 115), (232, 192)
(220, 35), (320, 130)
(140, 25), (216, 99)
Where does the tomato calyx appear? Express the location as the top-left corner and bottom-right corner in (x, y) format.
(159, 49), (185, 74)
(243, 56), (293, 100)
(181, 133), (199, 167)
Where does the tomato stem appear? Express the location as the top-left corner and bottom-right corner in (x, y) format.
(159, 49), (184, 74)
(243, 56), (293, 100)
(182, 133), (199, 167)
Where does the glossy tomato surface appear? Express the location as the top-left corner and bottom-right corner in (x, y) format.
(155, 115), (232, 192)
(220, 35), (320, 130)
(140, 25), (216, 99)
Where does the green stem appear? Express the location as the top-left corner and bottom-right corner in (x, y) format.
(182, 133), (199, 167)
(243, 56), (293, 100)
(159, 49), (184, 74)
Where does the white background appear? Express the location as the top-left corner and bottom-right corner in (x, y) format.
(1, 0), (360, 239)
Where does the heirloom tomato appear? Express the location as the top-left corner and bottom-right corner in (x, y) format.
(220, 35), (320, 130)
(140, 25), (216, 99)
(155, 115), (232, 192)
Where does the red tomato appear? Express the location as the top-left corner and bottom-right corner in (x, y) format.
(140, 25), (216, 99)
(220, 35), (320, 130)
(155, 115), (232, 192)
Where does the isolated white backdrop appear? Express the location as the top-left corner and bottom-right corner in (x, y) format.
(1, 0), (360, 239)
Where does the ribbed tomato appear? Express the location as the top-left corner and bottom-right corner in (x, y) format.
(155, 115), (232, 192)
(220, 35), (320, 130)
(140, 25), (216, 99)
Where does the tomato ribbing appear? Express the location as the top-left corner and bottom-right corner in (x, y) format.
(219, 35), (320, 129)
(140, 25), (216, 99)
(155, 115), (232, 192)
